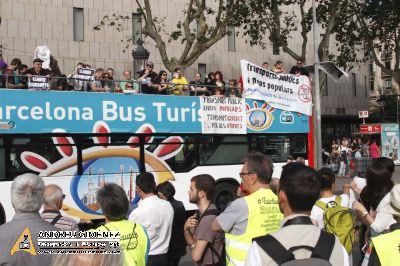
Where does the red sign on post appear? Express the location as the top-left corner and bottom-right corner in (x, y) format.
(360, 124), (381, 133)
(358, 111), (369, 118)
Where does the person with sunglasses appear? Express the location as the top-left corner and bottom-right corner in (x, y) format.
(156, 70), (171, 95)
(224, 79), (241, 98)
(120, 70), (136, 92)
(41, 184), (78, 231)
(289, 58), (309, 77)
(124, 81), (139, 94)
(211, 152), (283, 266)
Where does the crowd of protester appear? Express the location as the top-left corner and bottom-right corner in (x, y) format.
(0, 151), (398, 266)
(0, 57), (309, 97)
(323, 137), (385, 178)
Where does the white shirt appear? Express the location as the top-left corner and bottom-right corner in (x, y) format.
(310, 194), (350, 229)
(370, 192), (397, 234)
(128, 195), (174, 255)
(349, 176), (367, 206)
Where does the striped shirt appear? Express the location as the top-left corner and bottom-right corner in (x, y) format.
(41, 210), (79, 231)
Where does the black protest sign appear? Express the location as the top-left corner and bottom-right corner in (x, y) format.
(75, 68), (95, 82)
(28, 76), (50, 90)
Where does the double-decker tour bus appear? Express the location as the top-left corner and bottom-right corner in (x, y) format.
(0, 87), (312, 222)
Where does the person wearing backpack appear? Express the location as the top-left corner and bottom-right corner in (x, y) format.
(310, 167), (355, 255)
(184, 174), (225, 266)
(245, 163), (349, 266)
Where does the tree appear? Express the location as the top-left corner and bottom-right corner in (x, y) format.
(234, 0), (351, 64)
(94, 0), (244, 72)
(335, 0), (400, 85)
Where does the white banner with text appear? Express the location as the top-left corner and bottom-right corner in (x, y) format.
(200, 97), (246, 134)
(241, 60), (312, 116)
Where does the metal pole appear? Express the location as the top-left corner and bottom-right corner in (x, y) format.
(312, 0), (322, 169)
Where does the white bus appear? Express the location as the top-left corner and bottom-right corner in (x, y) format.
(0, 89), (312, 222)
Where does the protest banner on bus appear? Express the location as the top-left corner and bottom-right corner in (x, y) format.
(241, 60), (312, 116)
(201, 96), (246, 134)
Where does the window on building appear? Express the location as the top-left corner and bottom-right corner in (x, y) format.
(227, 25), (235, 52)
(73, 8), (84, 41)
(369, 62), (374, 77)
(385, 79), (392, 89)
(132, 13), (142, 43)
(364, 76), (368, 98)
(198, 63), (206, 79)
(369, 80), (374, 92)
(322, 74), (328, 96)
(352, 73), (356, 97)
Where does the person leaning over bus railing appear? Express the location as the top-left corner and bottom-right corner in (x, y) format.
(23, 58), (52, 88)
(67, 62), (89, 91)
(225, 79), (241, 98)
(138, 62), (159, 94)
(123, 81), (139, 94)
(4, 58), (25, 89)
(90, 68), (105, 92)
(120, 70), (136, 92)
(170, 67), (189, 96)
(190, 73), (209, 96)
(156, 70), (171, 95)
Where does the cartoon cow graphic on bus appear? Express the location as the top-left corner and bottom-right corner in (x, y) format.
(20, 121), (183, 219)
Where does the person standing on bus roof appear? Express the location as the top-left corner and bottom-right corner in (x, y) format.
(0, 173), (58, 266)
(211, 152), (284, 266)
(129, 172), (173, 266)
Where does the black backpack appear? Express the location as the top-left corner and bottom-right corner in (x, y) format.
(196, 208), (226, 266)
(253, 216), (335, 266)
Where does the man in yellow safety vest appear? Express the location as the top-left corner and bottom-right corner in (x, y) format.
(211, 152), (283, 266)
(92, 183), (149, 266)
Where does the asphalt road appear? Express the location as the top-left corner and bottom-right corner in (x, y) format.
(178, 166), (400, 265)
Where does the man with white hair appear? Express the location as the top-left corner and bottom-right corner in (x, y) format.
(41, 184), (78, 231)
(0, 173), (58, 265)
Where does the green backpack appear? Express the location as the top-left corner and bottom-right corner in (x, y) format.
(315, 196), (354, 254)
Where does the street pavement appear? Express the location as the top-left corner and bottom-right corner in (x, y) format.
(179, 166), (400, 265)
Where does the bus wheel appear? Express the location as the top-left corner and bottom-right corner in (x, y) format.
(213, 182), (238, 212)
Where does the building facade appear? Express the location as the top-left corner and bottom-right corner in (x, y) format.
(0, 0), (370, 146)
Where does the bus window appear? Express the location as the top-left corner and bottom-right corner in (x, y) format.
(290, 135), (307, 159)
(8, 136), (75, 179)
(145, 135), (196, 173)
(199, 136), (247, 165)
(249, 134), (307, 162)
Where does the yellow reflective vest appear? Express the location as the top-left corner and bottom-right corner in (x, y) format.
(94, 220), (149, 266)
(225, 188), (283, 266)
(371, 229), (400, 266)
